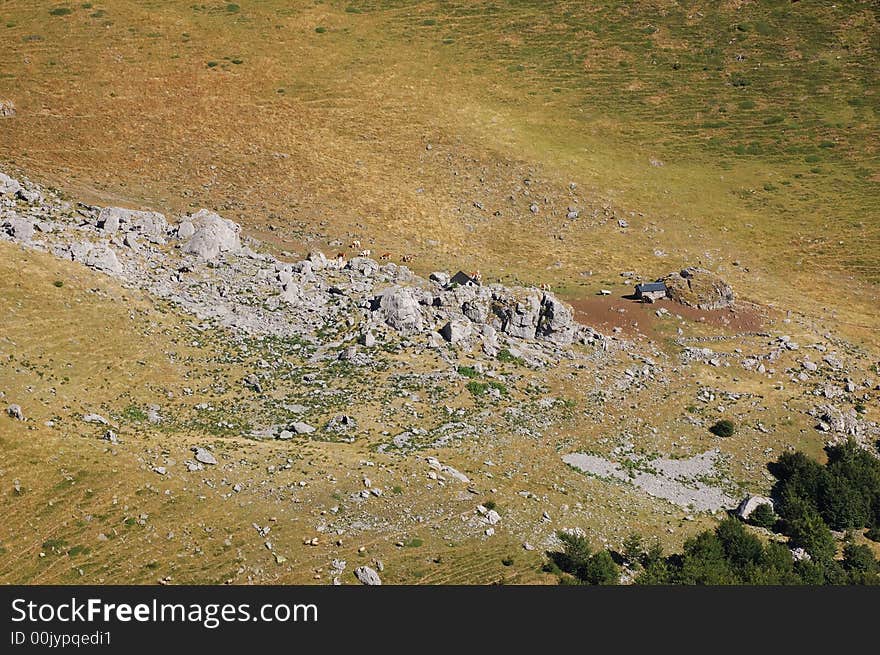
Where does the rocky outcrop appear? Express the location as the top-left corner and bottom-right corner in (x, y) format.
(0, 167), (607, 363)
(810, 404), (880, 449)
(662, 267), (734, 310)
(537, 293), (578, 345)
(487, 288), (580, 345)
(182, 209), (241, 260)
(496, 288), (543, 340)
(177, 220), (195, 240)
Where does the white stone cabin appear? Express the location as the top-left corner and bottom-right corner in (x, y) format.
(635, 281), (667, 303)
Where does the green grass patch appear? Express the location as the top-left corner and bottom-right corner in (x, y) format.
(467, 380), (507, 396)
(496, 348), (524, 365)
(122, 405), (147, 422)
(42, 538), (67, 552)
(457, 365), (479, 378)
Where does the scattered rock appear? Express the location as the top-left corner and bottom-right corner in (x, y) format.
(354, 566), (382, 585)
(6, 404), (24, 421)
(291, 422), (316, 435)
(192, 447), (218, 465)
(326, 414), (357, 433)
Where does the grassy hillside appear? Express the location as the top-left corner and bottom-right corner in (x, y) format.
(0, 1), (876, 340)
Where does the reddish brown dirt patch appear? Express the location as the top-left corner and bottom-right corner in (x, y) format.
(569, 294), (769, 339)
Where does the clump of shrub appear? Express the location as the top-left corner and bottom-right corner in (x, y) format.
(709, 419), (735, 438)
(634, 517), (878, 584)
(545, 531), (620, 585)
(748, 503), (778, 530)
(770, 439), (880, 533)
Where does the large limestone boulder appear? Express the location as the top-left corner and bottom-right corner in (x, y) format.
(182, 209), (241, 260)
(354, 566), (382, 585)
(661, 267), (734, 310)
(439, 319), (473, 344)
(98, 207), (168, 238)
(377, 286), (424, 335)
(345, 256), (379, 276)
(3, 216), (35, 242)
(176, 220), (196, 240)
(736, 495), (773, 520)
(70, 242), (122, 274)
(0, 172), (22, 196)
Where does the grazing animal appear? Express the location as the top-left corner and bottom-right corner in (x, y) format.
(379, 252), (391, 261)
(335, 252), (346, 261)
(349, 240), (362, 249)
(359, 249), (372, 257)
(469, 269), (482, 284)
(401, 254), (414, 263)
(539, 283), (551, 291)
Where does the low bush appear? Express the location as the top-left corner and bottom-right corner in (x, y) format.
(709, 419), (735, 438)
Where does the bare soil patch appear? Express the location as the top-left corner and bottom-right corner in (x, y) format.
(569, 294), (769, 340)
